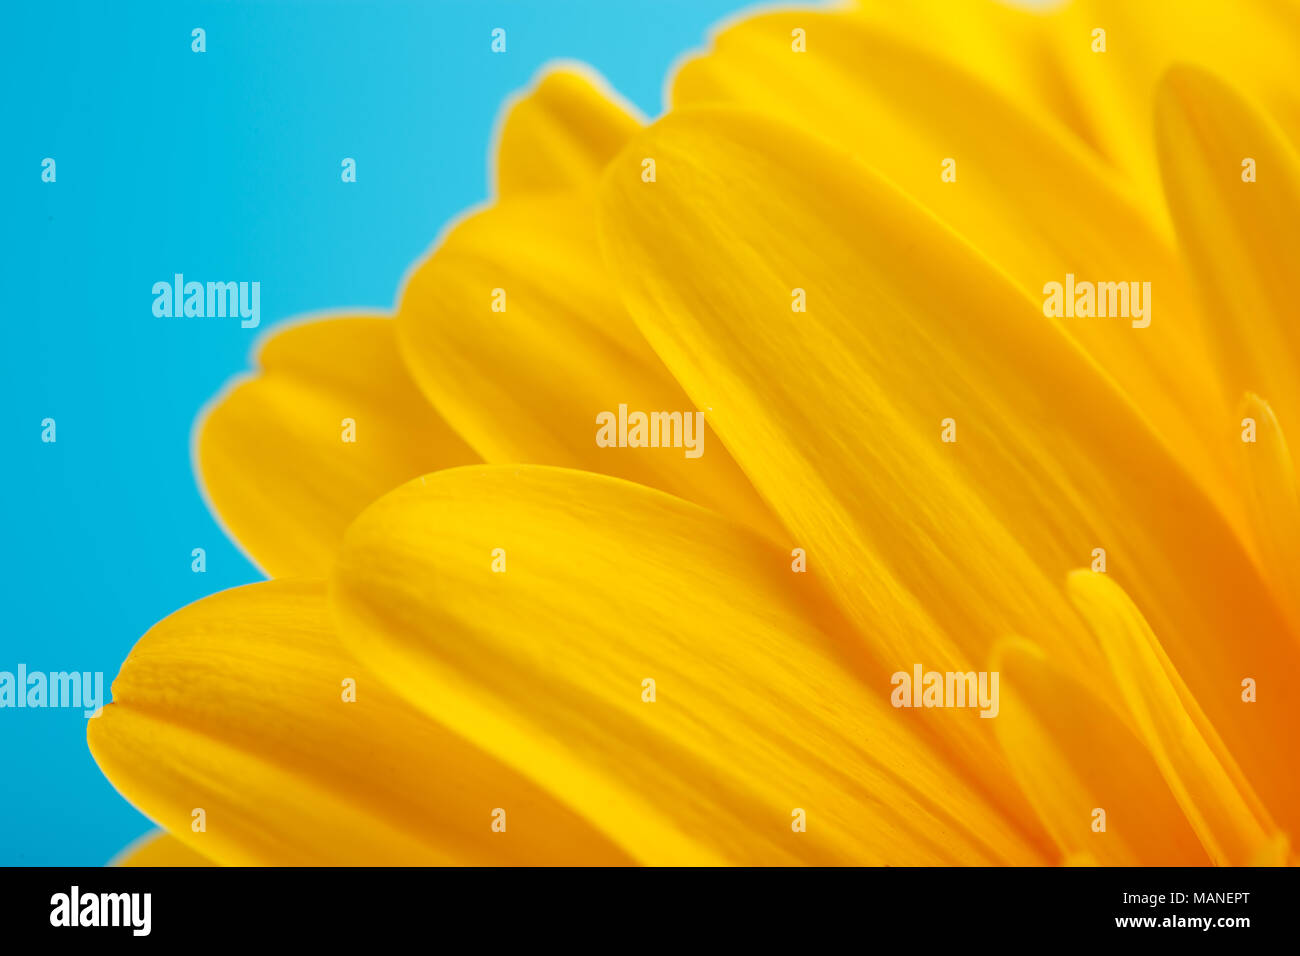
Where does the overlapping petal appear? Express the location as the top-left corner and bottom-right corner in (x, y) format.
(1068, 571), (1290, 866)
(1155, 65), (1300, 435)
(395, 193), (777, 536)
(1236, 394), (1300, 630)
(89, 579), (632, 865)
(992, 637), (1208, 866)
(1155, 64), (1300, 639)
(331, 465), (1047, 866)
(196, 317), (478, 577)
(1050, 0), (1300, 201)
(596, 106), (1300, 830)
(495, 67), (643, 196)
(672, 9), (1232, 517)
(849, 0), (1090, 148)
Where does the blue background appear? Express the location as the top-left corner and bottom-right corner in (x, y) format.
(1, 0), (763, 866)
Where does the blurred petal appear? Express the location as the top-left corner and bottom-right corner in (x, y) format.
(1068, 571), (1289, 866)
(332, 465), (1046, 866)
(111, 831), (213, 867)
(89, 580), (631, 866)
(849, 0), (1091, 149)
(993, 637), (1208, 866)
(596, 107), (1300, 830)
(1051, 0), (1300, 199)
(397, 195), (777, 535)
(1155, 66), (1300, 434)
(1237, 394), (1300, 630)
(495, 66), (642, 196)
(197, 317), (479, 577)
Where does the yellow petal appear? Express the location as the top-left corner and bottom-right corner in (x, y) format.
(992, 638), (1208, 866)
(847, 0), (1093, 150)
(1051, 0), (1300, 201)
(396, 195), (777, 535)
(495, 66), (642, 196)
(1237, 394), (1300, 631)
(111, 831), (213, 867)
(596, 107), (1300, 829)
(1067, 571), (1288, 866)
(1154, 66), (1300, 630)
(672, 10), (1230, 512)
(197, 317), (478, 576)
(1155, 65), (1300, 434)
(89, 579), (631, 866)
(332, 465), (1047, 866)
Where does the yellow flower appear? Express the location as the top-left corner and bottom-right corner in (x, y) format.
(95, 0), (1299, 866)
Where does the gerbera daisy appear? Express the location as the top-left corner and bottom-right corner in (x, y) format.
(92, 0), (1299, 866)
